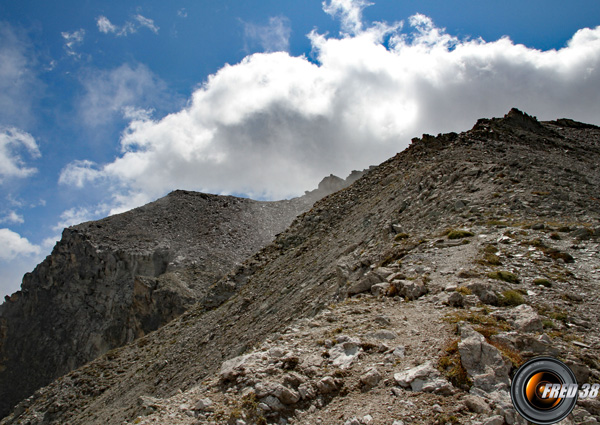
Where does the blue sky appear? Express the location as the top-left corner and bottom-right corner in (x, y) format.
(1, 0), (599, 298)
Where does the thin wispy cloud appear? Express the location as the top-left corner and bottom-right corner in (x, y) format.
(77, 63), (168, 127)
(243, 16), (291, 53)
(0, 23), (42, 128)
(96, 16), (118, 34)
(96, 14), (159, 37)
(61, 29), (85, 57)
(323, 0), (373, 35)
(177, 8), (188, 18)
(0, 211), (24, 224)
(60, 0), (600, 215)
(134, 14), (159, 33)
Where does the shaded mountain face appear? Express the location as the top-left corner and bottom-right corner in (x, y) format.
(0, 176), (362, 419)
(3, 109), (600, 425)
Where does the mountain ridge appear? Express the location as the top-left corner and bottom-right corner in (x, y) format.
(0, 172), (364, 419)
(3, 109), (600, 425)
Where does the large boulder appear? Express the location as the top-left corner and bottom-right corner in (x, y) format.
(329, 337), (361, 369)
(394, 361), (454, 395)
(458, 325), (511, 394)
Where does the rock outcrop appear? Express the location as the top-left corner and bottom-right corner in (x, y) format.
(3, 109), (600, 425)
(0, 174), (363, 419)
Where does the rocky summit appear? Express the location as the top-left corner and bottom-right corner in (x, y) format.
(2, 109), (600, 425)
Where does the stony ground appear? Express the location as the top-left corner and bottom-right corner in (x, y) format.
(117, 220), (600, 425)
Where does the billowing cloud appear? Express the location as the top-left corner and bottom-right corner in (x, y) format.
(96, 14), (158, 37)
(0, 228), (44, 297)
(78, 63), (168, 127)
(61, 29), (85, 57)
(52, 206), (105, 231)
(0, 228), (40, 260)
(0, 23), (42, 127)
(62, 1), (600, 213)
(244, 16), (291, 53)
(0, 127), (40, 182)
(58, 159), (99, 187)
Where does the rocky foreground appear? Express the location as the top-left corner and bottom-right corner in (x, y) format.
(2, 109), (600, 424)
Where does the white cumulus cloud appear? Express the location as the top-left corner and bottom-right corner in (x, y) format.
(53, 206), (107, 231)
(58, 159), (100, 188)
(0, 228), (45, 298)
(0, 126), (40, 182)
(62, 1), (600, 214)
(0, 228), (40, 261)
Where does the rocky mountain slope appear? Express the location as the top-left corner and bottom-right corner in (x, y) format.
(0, 174), (363, 420)
(3, 109), (600, 425)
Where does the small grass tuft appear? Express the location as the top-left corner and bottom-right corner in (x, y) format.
(549, 311), (568, 323)
(484, 244), (499, 254)
(333, 369), (350, 378)
(489, 340), (524, 368)
(533, 278), (552, 288)
(486, 219), (508, 226)
(545, 249), (575, 263)
(446, 229), (475, 239)
(542, 319), (556, 329)
(435, 414), (460, 424)
(488, 270), (520, 284)
(525, 238), (546, 248)
(240, 393), (267, 425)
(457, 269), (479, 279)
(473, 325), (498, 339)
(498, 290), (524, 306)
(455, 286), (472, 296)
(438, 339), (472, 391)
(444, 311), (511, 331)
(482, 252), (502, 266)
